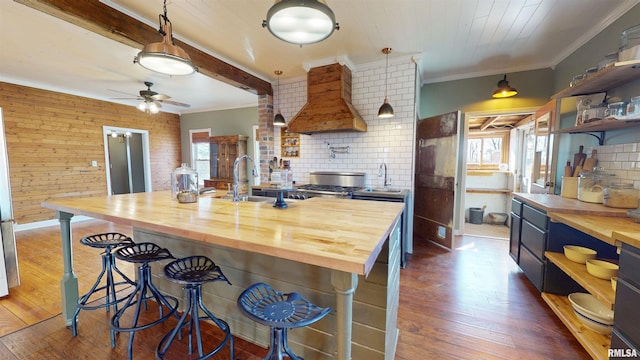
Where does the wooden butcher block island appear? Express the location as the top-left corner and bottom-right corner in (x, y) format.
(43, 191), (404, 360)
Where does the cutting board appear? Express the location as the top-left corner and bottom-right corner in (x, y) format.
(583, 149), (597, 171)
(573, 145), (586, 174)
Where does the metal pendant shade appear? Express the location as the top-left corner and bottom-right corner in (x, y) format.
(378, 47), (394, 118)
(134, 0), (197, 76)
(273, 70), (286, 126)
(492, 75), (518, 98)
(262, 0), (340, 45)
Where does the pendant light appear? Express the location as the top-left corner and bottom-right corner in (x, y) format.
(134, 0), (197, 76)
(273, 70), (286, 126)
(492, 75), (518, 98)
(262, 0), (340, 46)
(378, 47), (394, 118)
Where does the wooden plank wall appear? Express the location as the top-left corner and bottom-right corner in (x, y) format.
(0, 82), (181, 224)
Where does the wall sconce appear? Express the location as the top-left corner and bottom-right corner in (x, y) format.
(273, 70), (286, 126)
(262, 0), (340, 45)
(378, 47), (394, 118)
(492, 75), (518, 98)
(134, 0), (197, 76)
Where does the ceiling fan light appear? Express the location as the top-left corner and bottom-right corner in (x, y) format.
(148, 102), (160, 114)
(137, 101), (148, 112)
(378, 98), (394, 118)
(263, 0), (339, 45)
(492, 75), (518, 98)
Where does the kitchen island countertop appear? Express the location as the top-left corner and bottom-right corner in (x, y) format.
(42, 190), (404, 360)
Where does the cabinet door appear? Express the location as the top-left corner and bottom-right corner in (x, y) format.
(509, 212), (521, 263)
(218, 142), (229, 179)
(209, 142), (219, 178)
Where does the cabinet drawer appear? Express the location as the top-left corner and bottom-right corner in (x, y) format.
(519, 245), (544, 292)
(614, 277), (640, 347)
(521, 219), (546, 260)
(610, 328), (639, 359)
(619, 243), (640, 287)
(511, 198), (523, 216)
(522, 204), (547, 230)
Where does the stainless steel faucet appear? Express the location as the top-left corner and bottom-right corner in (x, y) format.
(378, 162), (391, 187)
(233, 154), (259, 202)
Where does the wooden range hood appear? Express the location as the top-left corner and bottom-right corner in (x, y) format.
(287, 63), (367, 134)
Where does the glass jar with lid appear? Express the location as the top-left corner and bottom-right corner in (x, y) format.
(577, 168), (614, 203)
(172, 163), (199, 203)
(620, 24), (640, 62)
(603, 182), (639, 208)
(605, 101), (627, 118)
(627, 96), (640, 117)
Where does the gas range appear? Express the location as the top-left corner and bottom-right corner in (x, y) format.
(290, 172), (365, 199)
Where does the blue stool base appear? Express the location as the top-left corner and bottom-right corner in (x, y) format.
(156, 284), (234, 360)
(110, 263), (178, 360)
(71, 249), (135, 337)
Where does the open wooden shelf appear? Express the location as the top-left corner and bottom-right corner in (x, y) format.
(542, 293), (610, 360)
(546, 251), (615, 309)
(552, 60), (640, 99)
(553, 117), (640, 135)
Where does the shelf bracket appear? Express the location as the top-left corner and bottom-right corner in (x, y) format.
(569, 131), (604, 145)
(586, 131), (605, 146)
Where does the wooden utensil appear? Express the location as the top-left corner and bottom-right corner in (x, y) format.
(573, 145), (586, 174)
(573, 158), (585, 177)
(583, 149), (597, 171)
(564, 160), (572, 177)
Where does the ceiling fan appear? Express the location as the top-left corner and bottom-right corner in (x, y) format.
(110, 81), (190, 113)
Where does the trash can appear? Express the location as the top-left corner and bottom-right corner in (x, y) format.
(469, 207), (484, 224)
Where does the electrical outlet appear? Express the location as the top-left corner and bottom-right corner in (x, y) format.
(91, 160), (98, 167)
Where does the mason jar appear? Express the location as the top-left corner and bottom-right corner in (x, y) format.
(172, 163), (199, 203)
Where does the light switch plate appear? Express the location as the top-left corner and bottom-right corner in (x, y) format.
(91, 160), (98, 167)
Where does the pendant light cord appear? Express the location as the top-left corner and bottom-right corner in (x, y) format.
(384, 50), (389, 99)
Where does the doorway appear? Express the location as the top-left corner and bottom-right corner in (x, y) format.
(462, 108), (538, 239)
(103, 126), (152, 195)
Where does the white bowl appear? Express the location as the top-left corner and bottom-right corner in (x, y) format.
(563, 245), (597, 264)
(586, 259), (619, 280)
(568, 293), (614, 335)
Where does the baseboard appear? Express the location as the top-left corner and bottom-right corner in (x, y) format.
(14, 216), (95, 232)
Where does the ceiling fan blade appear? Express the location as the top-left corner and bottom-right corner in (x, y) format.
(151, 93), (171, 101)
(159, 99), (191, 107)
(110, 96), (143, 101)
(108, 89), (139, 97)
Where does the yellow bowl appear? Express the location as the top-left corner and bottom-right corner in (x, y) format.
(563, 245), (597, 264)
(611, 277), (617, 292)
(586, 259), (619, 280)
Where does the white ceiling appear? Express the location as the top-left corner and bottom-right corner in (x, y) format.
(1, 0), (639, 114)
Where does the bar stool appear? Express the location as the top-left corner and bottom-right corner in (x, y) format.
(110, 242), (179, 360)
(156, 256), (234, 360)
(71, 232), (135, 337)
(237, 282), (331, 360)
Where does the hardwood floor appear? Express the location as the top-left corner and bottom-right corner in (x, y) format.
(0, 220), (590, 359)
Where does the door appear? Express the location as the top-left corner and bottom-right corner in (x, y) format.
(104, 127), (151, 195)
(414, 111), (460, 249)
(0, 108), (19, 296)
(530, 100), (557, 194)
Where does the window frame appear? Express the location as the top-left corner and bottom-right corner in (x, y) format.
(466, 132), (510, 170)
(189, 128), (212, 186)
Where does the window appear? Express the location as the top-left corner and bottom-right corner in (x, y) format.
(190, 129), (211, 185)
(467, 133), (509, 169)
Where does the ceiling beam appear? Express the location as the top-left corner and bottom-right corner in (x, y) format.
(15, 0), (272, 96)
(480, 116), (500, 131)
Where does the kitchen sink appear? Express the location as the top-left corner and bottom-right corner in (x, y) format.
(362, 188), (404, 194)
(219, 195), (273, 203)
